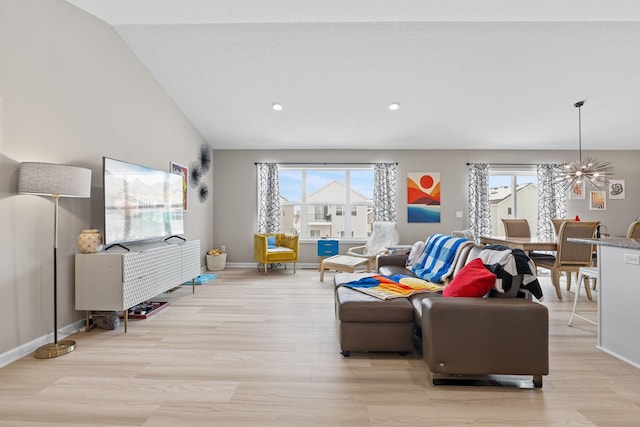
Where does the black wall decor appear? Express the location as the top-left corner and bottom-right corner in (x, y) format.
(190, 143), (212, 202)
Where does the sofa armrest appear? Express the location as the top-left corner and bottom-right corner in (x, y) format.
(421, 297), (549, 377)
(254, 234), (269, 263)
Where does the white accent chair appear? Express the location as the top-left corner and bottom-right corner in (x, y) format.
(346, 221), (400, 270)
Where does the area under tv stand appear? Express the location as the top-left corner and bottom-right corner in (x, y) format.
(75, 239), (200, 332)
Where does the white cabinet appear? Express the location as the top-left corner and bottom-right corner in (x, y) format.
(598, 244), (640, 368)
(75, 240), (201, 330)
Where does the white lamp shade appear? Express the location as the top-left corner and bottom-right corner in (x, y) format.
(19, 162), (92, 198)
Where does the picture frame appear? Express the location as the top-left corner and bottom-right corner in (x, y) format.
(407, 172), (441, 223)
(590, 190), (606, 211)
(568, 181), (585, 200)
(170, 162), (188, 211)
(608, 179), (625, 200)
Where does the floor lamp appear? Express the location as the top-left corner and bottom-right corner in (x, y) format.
(19, 162), (92, 359)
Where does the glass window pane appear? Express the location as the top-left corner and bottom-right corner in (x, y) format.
(307, 170), (346, 203)
(276, 167), (374, 240)
(279, 169), (302, 202)
(350, 170), (374, 200)
(351, 205), (371, 238)
(489, 172), (538, 236)
(306, 204), (344, 238)
(489, 175), (513, 235)
(516, 175), (538, 236)
(280, 204), (300, 235)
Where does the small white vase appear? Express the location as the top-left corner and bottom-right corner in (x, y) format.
(77, 229), (103, 254)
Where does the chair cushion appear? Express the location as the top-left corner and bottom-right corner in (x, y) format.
(267, 235), (277, 249)
(265, 247), (296, 262)
(443, 258), (496, 298)
(533, 256), (556, 268)
(336, 286), (414, 323)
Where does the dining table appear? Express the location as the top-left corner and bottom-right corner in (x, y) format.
(478, 235), (558, 252)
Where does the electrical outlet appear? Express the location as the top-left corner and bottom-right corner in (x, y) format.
(455, 211), (463, 218)
(624, 254), (640, 265)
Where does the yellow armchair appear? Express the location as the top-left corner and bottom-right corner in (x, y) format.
(254, 233), (299, 275)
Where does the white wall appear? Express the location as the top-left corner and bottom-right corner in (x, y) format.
(0, 0), (213, 357)
(212, 149), (640, 264)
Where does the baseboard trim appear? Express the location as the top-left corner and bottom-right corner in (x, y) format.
(0, 319), (86, 368)
(225, 262), (320, 270)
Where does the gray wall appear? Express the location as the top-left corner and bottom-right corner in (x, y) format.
(0, 0), (214, 358)
(212, 149), (640, 265)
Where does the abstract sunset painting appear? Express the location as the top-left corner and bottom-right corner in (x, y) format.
(407, 172), (441, 222)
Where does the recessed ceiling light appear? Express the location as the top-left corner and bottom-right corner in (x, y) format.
(272, 103), (283, 111)
(389, 103), (400, 111)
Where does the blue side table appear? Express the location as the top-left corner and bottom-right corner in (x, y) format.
(317, 239), (339, 256)
(317, 239), (339, 269)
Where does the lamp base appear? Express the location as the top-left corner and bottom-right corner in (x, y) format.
(33, 340), (76, 359)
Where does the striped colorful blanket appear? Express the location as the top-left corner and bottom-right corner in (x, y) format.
(343, 274), (443, 300)
(411, 234), (473, 283)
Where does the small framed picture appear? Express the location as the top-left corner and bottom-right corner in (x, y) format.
(170, 162), (188, 211)
(590, 191), (606, 211)
(609, 179), (625, 200)
(568, 182), (585, 200)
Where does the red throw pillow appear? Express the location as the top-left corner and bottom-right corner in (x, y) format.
(443, 258), (496, 298)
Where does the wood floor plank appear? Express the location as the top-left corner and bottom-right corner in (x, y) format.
(1, 267), (640, 426)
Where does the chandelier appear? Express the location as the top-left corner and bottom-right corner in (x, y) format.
(559, 101), (613, 190)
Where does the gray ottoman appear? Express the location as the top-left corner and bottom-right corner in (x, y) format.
(334, 282), (415, 357)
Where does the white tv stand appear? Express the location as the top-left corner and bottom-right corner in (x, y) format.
(75, 239), (200, 332)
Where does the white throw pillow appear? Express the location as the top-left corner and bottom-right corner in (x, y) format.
(406, 240), (426, 267)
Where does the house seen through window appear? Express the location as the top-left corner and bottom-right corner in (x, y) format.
(489, 168), (538, 235)
(278, 167), (374, 239)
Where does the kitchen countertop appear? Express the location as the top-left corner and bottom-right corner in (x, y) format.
(568, 237), (640, 250)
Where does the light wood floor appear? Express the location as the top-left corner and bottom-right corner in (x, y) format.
(1, 266), (640, 426)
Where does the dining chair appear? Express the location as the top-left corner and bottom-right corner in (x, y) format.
(502, 218), (531, 238)
(533, 221), (599, 300)
(550, 219), (576, 238)
(502, 218), (552, 260)
(626, 220), (640, 239)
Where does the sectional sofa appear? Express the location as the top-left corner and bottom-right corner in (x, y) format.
(333, 236), (549, 388)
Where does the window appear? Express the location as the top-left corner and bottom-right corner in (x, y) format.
(489, 167), (538, 236)
(279, 166), (374, 239)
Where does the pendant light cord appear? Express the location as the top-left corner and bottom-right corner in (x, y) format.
(574, 101), (584, 164)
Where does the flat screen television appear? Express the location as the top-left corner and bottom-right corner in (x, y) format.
(103, 157), (184, 246)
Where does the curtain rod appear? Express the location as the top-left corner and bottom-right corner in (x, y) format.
(255, 162), (398, 165)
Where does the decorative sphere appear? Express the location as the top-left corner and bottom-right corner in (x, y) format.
(77, 229), (103, 253)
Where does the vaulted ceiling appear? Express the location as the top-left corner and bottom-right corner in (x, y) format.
(66, 0), (640, 150)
